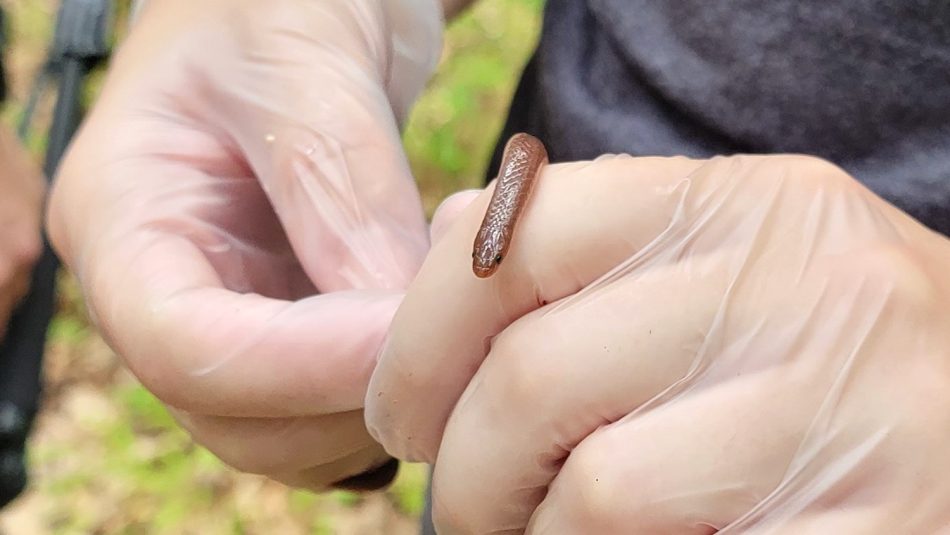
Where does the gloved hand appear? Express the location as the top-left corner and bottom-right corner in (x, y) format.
(48, 0), (443, 490)
(0, 124), (43, 341)
(366, 154), (950, 533)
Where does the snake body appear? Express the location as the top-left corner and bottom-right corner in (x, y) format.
(472, 133), (548, 278)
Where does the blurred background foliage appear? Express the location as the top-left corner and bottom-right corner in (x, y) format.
(0, 0), (544, 533)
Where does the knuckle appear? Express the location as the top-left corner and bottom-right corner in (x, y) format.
(849, 243), (937, 310)
(784, 153), (849, 177)
(742, 153), (854, 191)
(862, 243), (922, 280)
(561, 432), (684, 530)
(776, 153), (851, 182)
(558, 435), (631, 526)
(790, 155), (859, 196)
(489, 316), (562, 406)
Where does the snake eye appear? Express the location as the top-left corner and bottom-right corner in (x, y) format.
(494, 254), (503, 265)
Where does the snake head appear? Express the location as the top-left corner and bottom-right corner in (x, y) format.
(472, 226), (507, 278)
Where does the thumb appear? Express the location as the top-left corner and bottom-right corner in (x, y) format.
(212, 0), (442, 292)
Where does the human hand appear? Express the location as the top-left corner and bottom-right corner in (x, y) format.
(48, 0), (442, 489)
(0, 125), (44, 341)
(366, 154), (950, 532)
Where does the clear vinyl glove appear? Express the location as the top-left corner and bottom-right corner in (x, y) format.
(365, 154), (950, 533)
(0, 124), (44, 341)
(48, 0), (442, 489)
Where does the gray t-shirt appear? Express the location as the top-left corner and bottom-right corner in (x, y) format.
(489, 0), (950, 235)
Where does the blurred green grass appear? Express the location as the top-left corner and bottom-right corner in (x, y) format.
(406, 0), (545, 215)
(0, 0), (544, 533)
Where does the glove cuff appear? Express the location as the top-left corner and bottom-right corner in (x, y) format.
(329, 456), (401, 492)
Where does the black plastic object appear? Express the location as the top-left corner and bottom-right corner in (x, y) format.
(0, 402), (28, 507)
(0, 0), (112, 509)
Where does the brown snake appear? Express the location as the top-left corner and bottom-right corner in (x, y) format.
(472, 133), (548, 278)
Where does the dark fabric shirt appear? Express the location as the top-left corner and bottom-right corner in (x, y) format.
(490, 0), (950, 236)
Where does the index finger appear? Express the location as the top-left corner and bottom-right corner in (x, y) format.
(364, 155), (705, 462)
(50, 154), (400, 418)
